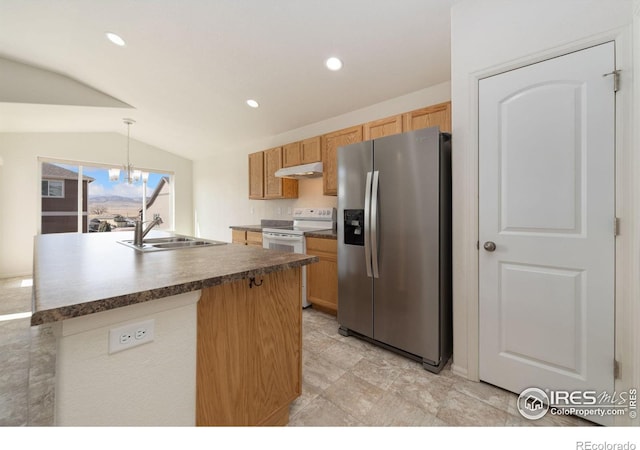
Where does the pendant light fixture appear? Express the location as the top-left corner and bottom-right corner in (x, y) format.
(109, 118), (144, 184)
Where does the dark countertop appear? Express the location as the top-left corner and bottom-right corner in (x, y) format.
(229, 225), (264, 233)
(31, 231), (317, 325)
(230, 219), (293, 233)
(230, 221), (337, 240)
(304, 229), (337, 240)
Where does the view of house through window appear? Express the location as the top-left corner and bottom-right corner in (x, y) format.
(40, 160), (173, 234)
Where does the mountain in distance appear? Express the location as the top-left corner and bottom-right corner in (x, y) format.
(90, 195), (150, 204)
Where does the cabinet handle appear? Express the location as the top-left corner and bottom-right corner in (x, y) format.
(249, 277), (263, 288)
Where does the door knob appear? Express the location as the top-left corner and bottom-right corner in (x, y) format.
(483, 241), (496, 252)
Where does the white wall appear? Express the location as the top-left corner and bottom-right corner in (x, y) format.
(55, 291), (198, 426)
(193, 82), (451, 242)
(451, 0), (636, 424)
(0, 133), (194, 278)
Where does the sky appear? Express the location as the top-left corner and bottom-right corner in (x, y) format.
(57, 164), (168, 199)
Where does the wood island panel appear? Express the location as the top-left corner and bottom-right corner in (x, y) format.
(196, 268), (302, 426)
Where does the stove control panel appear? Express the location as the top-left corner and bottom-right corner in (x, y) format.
(293, 207), (336, 221)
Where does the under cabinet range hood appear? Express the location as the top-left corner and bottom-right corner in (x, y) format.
(274, 162), (323, 179)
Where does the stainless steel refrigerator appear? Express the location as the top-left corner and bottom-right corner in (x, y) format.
(337, 126), (452, 373)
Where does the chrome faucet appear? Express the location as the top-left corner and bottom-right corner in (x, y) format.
(134, 215), (164, 247)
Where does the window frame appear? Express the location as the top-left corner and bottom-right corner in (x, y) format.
(38, 157), (175, 234)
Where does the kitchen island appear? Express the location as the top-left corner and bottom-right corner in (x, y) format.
(32, 231), (317, 426)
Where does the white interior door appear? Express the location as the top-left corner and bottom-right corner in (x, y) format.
(479, 42), (616, 423)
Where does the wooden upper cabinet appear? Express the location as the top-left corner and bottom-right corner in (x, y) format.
(363, 114), (403, 140)
(264, 147), (284, 198)
(322, 125), (362, 196)
(248, 148), (297, 200)
(251, 101), (449, 199)
(403, 101), (451, 133)
(264, 147), (298, 199)
(283, 137), (321, 168)
(283, 142), (301, 168)
(300, 136), (321, 164)
(248, 151), (264, 199)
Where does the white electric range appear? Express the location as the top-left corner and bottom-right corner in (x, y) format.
(262, 207), (336, 307)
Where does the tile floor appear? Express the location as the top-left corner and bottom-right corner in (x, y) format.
(0, 275), (593, 427)
(289, 307), (593, 427)
(0, 276), (55, 426)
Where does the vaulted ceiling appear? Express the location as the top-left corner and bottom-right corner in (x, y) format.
(0, 0), (456, 160)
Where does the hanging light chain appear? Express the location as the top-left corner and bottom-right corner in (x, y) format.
(123, 118), (136, 184)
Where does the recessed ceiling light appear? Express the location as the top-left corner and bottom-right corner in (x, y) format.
(106, 32), (126, 47)
(325, 57), (343, 71)
(246, 99), (259, 108)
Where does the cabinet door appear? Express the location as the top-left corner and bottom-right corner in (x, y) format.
(264, 147), (298, 199)
(232, 229), (247, 245)
(264, 147), (284, 198)
(197, 269), (302, 426)
(363, 115), (403, 140)
(403, 101), (451, 133)
(246, 231), (263, 247)
(249, 268), (302, 425)
(197, 280), (252, 425)
(282, 142), (301, 168)
(300, 136), (321, 164)
(322, 125), (362, 196)
(248, 152), (264, 199)
(306, 238), (338, 313)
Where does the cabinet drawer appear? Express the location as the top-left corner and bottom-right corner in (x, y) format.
(306, 237), (337, 254)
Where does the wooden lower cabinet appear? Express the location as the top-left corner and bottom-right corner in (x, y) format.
(232, 230), (263, 247)
(246, 231), (263, 247)
(196, 268), (302, 426)
(231, 229), (247, 244)
(305, 237), (338, 314)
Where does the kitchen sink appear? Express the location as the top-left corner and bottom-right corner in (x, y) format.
(118, 235), (227, 252)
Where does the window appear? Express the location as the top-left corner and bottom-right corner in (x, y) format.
(39, 159), (174, 235)
(41, 180), (64, 198)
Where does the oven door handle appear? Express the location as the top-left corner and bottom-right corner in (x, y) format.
(262, 233), (304, 242)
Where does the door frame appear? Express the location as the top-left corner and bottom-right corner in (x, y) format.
(452, 27), (639, 426)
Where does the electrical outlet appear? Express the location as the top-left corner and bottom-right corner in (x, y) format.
(109, 319), (155, 354)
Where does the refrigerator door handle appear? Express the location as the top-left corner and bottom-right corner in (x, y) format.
(364, 171), (373, 278)
(371, 170), (380, 278)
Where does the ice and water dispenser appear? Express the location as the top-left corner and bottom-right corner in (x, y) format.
(343, 209), (365, 246)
